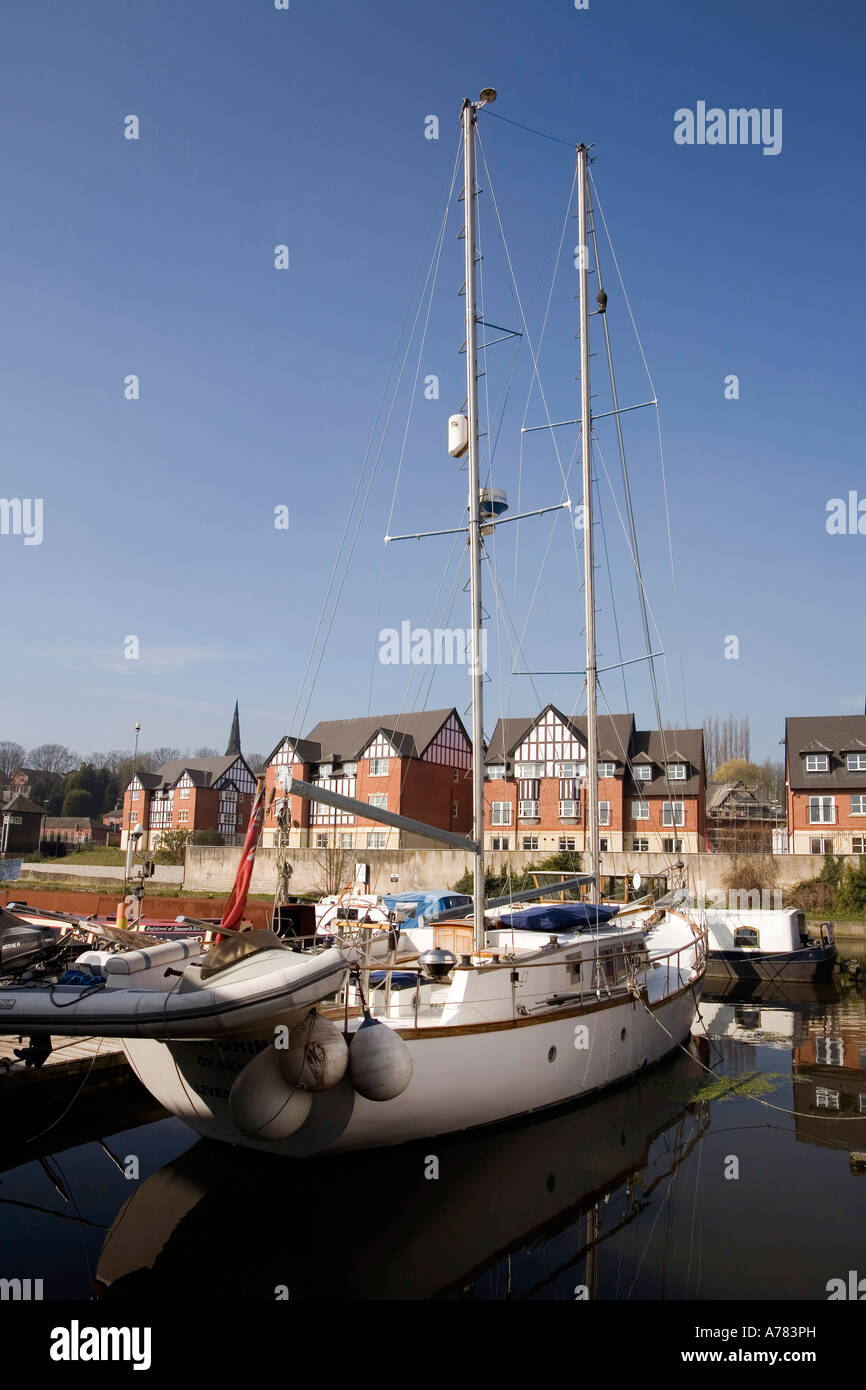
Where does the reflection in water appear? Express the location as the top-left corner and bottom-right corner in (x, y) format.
(1, 958), (865, 1300)
(95, 1049), (711, 1301)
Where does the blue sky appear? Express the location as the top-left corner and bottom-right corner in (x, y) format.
(1, 0), (864, 764)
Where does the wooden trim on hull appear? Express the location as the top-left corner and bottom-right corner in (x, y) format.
(393, 973), (700, 1041)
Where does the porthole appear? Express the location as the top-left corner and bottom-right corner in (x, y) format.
(620, 1027), (627, 1042)
(546, 1172), (556, 1192)
(548, 1046), (557, 1063)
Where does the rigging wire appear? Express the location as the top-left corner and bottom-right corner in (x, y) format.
(483, 108), (577, 149)
(589, 166), (689, 727)
(284, 128), (462, 743)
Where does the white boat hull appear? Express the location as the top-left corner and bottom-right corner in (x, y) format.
(121, 979), (699, 1155)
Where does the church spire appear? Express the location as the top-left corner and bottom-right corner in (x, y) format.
(225, 701), (241, 756)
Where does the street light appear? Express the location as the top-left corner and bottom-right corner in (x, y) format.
(123, 721), (142, 896)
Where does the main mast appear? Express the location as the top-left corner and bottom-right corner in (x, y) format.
(577, 142), (599, 889)
(462, 93), (491, 953)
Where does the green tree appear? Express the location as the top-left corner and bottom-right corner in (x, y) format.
(154, 829), (192, 864)
(61, 788), (96, 817)
(834, 859), (866, 916)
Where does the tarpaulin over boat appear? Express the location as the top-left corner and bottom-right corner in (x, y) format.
(496, 902), (620, 932)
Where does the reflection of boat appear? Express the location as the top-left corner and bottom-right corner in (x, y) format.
(0, 1074), (164, 1178)
(704, 908), (836, 982)
(95, 1049), (710, 1301)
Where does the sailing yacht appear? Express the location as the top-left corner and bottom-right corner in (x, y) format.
(0, 91), (707, 1154)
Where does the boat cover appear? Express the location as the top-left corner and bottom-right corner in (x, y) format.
(496, 902), (620, 932)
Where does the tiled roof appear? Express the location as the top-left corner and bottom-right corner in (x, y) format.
(786, 716), (866, 791)
(268, 709), (464, 766)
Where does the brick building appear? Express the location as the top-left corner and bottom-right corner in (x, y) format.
(785, 715), (866, 855)
(43, 816), (113, 848)
(122, 754), (257, 851)
(263, 708), (472, 850)
(483, 705), (706, 854)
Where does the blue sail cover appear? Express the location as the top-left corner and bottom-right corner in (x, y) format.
(496, 902), (620, 932)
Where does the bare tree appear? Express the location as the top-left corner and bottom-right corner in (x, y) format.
(703, 715), (751, 777)
(27, 743), (79, 776)
(311, 843), (355, 897)
(193, 746), (219, 757)
(87, 749), (131, 773)
(246, 752), (266, 774)
(142, 747), (182, 771)
(0, 741), (27, 792)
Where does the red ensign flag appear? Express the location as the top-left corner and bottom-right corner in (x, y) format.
(218, 781), (266, 934)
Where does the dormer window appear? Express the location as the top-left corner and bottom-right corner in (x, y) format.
(667, 762), (687, 780)
(633, 764), (652, 782)
(486, 763), (507, 780)
(805, 754), (829, 773)
(514, 762), (544, 779)
(847, 754), (866, 772)
(598, 762), (616, 779)
(319, 763), (333, 777)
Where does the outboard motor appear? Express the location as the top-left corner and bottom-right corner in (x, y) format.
(0, 912), (61, 974)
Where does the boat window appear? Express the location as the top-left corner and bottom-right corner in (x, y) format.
(593, 946), (627, 991)
(733, 927), (760, 950)
(199, 929), (288, 979)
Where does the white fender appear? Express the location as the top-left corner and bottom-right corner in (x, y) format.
(348, 1014), (413, 1102)
(279, 1013), (349, 1091)
(229, 1044), (312, 1140)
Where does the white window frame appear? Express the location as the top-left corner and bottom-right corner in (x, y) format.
(559, 837), (577, 851)
(522, 835), (539, 851)
(558, 761), (580, 778)
(598, 762), (616, 779)
(486, 763), (507, 780)
(667, 763), (687, 780)
(852, 835), (866, 854)
(518, 800), (540, 820)
(514, 762), (544, 779)
(559, 799), (578, 819)
(598, 800), (610, 826)
(632, 800), (649, 821)
(662, 801), (685, 827)
(367, 831), (387, 849)
(368, 793), (387, 811)
(368, 758), (389, 777)
(632, 837), (649, 852)
(340, 832), (354, 849)
(177, 809), (189, 824)
(851, 795), (866, 816)
(315, 832), (329, 848)
(491, 835), (510, 851)
(179, 787), (190, 800)
(808, 796), (835, 825)
(805, 754), (829, 773)
(491, 802), (512, 826)
(633, 764), (652, 781)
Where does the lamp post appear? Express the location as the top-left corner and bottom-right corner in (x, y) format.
(123, 721), (142, 896)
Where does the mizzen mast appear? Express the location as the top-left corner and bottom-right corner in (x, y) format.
(577, 141), (599, 890)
